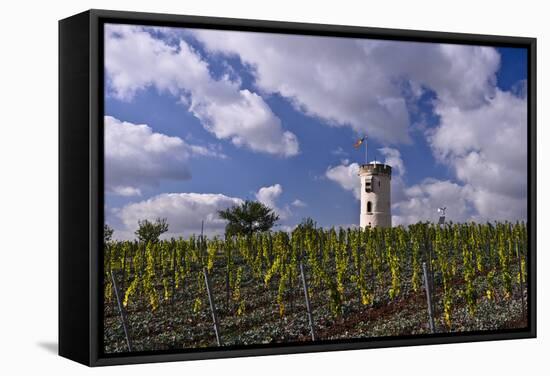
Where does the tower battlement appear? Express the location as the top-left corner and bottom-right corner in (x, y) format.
(358, 163), (392, 177)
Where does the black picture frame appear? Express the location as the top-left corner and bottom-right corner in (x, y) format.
(59, 9), (537, 367)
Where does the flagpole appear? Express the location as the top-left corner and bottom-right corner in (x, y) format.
(365, 137), (368, 164)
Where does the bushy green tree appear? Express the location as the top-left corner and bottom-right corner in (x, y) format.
(135, 218), (169, 244)
(218, 200), (279, 236)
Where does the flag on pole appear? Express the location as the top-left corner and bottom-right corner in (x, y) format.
(354, 135), (368, 163)
(353, 136), (366, 148)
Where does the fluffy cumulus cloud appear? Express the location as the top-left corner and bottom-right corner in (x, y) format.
(379, 147), (407, 204)
(428, 89), (527, 221)
(111, 183), (298, 239)
(116, 193), (243, 238)
(363, 41), (500, 110)
(392, 179), (473, 225)
(379, 147), (405, 177)
(105, 24), (299, 157)
(193, 30), (500, 145)
(390, 89), (527, 224)
(255, 184), (292, 219)
(397, 88), (527, 221)
(325, 162), (361, 200)
(105, 115), (220, 194)
(193, 30), (409, 144)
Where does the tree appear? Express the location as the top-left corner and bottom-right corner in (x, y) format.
(296, 217), (317, 232)
(104, 224), (114, 245)
(135, 218), (169, 244)
(218, 200), (279, 236)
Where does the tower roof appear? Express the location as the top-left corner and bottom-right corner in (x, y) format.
(358, 162), (392, 176)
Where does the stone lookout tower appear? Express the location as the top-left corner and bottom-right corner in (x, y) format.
(359, 162), (392, 228)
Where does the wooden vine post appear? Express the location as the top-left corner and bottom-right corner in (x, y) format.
(515, 238), (526, 319)
(110, 270), (133, 352)
(299, 255), (316, 341)
(203, 267), (222, 346)
(422, 262), (436, 334)
(171, 246), (176, 304)
(200, 220), (222, 346)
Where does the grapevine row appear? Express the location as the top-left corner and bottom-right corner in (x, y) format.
(104, 221), (527, 329)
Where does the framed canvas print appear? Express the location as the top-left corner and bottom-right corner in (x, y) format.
(59, 9), (537, 366)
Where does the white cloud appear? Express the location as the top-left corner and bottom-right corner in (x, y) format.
(105, 24), (299, 157)
(392, 179), (473, 225)
(379, 147), (405, 177)
(194, 31), (500, 144)
(255, 184), (291, 219)
(390, 89), (527, 225)
(110, 186), (142, 197)
(392, 91), (528, 226)
(255, 184), (282, 209)
(377, 147), (407, 204)
(325, 162), (361, 200)
(468, 188), (527, 222)
(112, 183), (296, 239)
(428, 89), (527, 221)
(291, 199), (307, 208)
(194, 30), (410, 144)
(116, 192), (243, 239)
(364, 41), (500, 110)
(391, 176), (525, 226)
(105, 115), (219, 192)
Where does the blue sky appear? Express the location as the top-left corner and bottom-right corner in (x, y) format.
(104, 24), (528, 239)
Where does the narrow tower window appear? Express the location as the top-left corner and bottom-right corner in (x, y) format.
(365, 177), (372, 192)
(367, 201), (372, 213)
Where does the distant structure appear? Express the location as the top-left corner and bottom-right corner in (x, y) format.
(359, 162), (392, 228)
(437, 207), (446, 225)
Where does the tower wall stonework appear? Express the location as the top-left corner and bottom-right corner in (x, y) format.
(359, 163), (392, 228)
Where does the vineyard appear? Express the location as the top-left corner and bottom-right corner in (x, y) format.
(103, 221), (528, 353)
